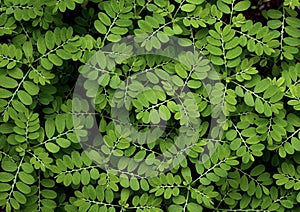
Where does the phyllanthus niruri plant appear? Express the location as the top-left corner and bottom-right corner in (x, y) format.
(0, 0), (300, 211)
(72, 34), (225, 178)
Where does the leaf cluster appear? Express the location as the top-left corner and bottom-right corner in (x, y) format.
(0, 0), (300, 211)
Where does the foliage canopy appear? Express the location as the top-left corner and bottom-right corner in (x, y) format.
(0, 0), (300, 211)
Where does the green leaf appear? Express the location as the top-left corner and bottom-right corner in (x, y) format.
(254, 79), (270, 93)
(55, 114), (65, 133)
(48, 54), (63, 66)
(187, 0), (204, 4)
(13, 191), (26, 204)
(146, 72), (159, 84)
(173, 24), (182, 35)
(187, 202), (202, 211)
(207, 44), (223, 56)
(138, 20), (153, 32)
(41, 189), (57, 199)
(226, 93), (237, 105)
(187, 80), (202, 89)
(0, 183), (11, 192)
(225, 37), (240, 50)
(130, 178), (140, 191)
(98, 12), (111, 26)
(19, 171), (35, 184)
(139, 193), (148, 206)
(17, 90), (32, 105)
(267, 9), (282, 19)
(217, 0), (230, 14)
(286, 17), (300, 28)
(109, 75), (121, 89)
(134, 150), (146, 160)
(22, 41), (33, 59)
(263, 85), (278, 99)
(206, 172), (220, 182)
(297, 192), (300, 203)
(150, 109), (160, 124)
(291, 138), (300, 151)
(45, 31), (55, 50)
(10, 198), (20, 210)
(240, 175), (249, 191)
(94, 20), (107, 34)
(90, 168), (100, 180)
(164, 187), (172, 199)
(21, 163), (33, 173)
(168, 204), (183, 212)
(254, 98), (264, 113)
(81, 169), (90, 185)
(105, 188), (114, 203)
(284, 142), (294, 155)
(244, 91), (254, 106)
(213, 167), (227, 177)
(0, 76), (18, 89)
(56, 49), (72, 60)
(175, 63), (188, 78)
(56, 138), (71, 148)
(172, 75), (184, 86)
(0, 172), (14, 182)
(250, 165), (265, 176)
(268, 20), (282, 29)
(37, 37), (47, 54)
(158, 105), (171, 121)
(263, 102), (272, 116)
(23, 81), (39, 96)
(280, 200), (293, 208)
(1, 160), (17, 172)
(181, 4), (196, 12)
(16, 182), (31, 194)
(233, 1), (251, 11)
(226, 46), (242, 59)
(41, 58), (53, 70)
(173, 195), (186, 204)
(45, 119), (55, 138)
(283, 37), (300, 47)
(45, 142), (60, 153)
(0, 88), (12, 98)
(107, 34), (121, 42)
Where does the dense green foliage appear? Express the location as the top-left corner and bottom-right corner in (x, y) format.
(0, 0), (300, 211)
